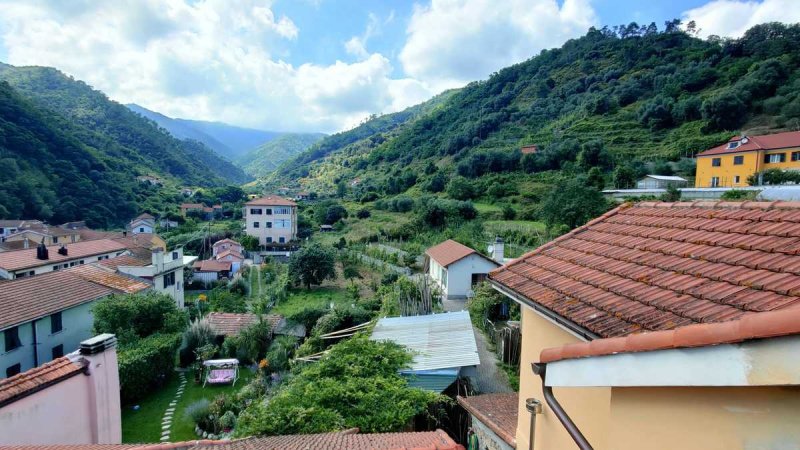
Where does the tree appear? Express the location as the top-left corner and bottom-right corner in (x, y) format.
(93, 291), (186, 344)
(289, 245), (336, 289)
(586, 167), (606, 191)
(446, 176), (476, 200)
(356, 208), (371, 219)
(324, 205), (348, 224)
(701, 89), (748, 131)
(424, 172), (447, 193)
(577, 140), (612, 171)
(240, 234), (260, 251)
(540, 179), (609, 229)
(336, 180), (348, 198)
(661, 184), (682, 202)
(613, 165), (637, 189)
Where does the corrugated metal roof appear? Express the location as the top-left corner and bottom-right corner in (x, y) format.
(643, 175), (687, 181)
(370, 311), (480, 371)
(403, 371), (458, 392)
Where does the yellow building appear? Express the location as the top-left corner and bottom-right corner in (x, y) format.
(488, 201), (800, 450)
(695, 130), (800, 187)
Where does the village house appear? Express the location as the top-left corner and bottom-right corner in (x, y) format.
(111, 248), (197, 308)
(3, 222), (81, 247)
(180, 203), (205, 217)
(695, 130), (800, 188)
(0, 238), (130, 280)
(244, 195), (298, 246)
(635, 174), (688, 189)
(520, 144), (539, 155)
(0, 220), (43, 242)
(426, 239), (501, 300)
(0, 334), (122, 444)
(212, 238), (245, 273)
(129, 213), (156, 234)
(206, 312), (306, 339)
(192, 260), (232, 284)
(0, 265), (148, 378)
(488, 200), (800, 450)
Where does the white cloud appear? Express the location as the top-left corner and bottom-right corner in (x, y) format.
(399, 0), (597, 91)
(682, 0), (800, 38)
(0, 0), (429, 132)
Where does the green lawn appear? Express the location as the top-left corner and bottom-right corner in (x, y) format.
(271, 287), (352, 316)
(121, 369), (255, 443)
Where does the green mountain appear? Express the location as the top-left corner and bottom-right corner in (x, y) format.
(237, 133), (326, 178)
(0, 63), (250, 185)
(173, 119), (282, 160)
(272, 23), (800, 203)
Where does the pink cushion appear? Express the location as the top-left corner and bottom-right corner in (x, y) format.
(208, 369), (235, 382)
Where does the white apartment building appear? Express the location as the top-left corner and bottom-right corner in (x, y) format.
(244, 196), (298, 246)
(114, 248), (197, 308)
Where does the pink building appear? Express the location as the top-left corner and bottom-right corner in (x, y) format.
(0, 334), (121, 445)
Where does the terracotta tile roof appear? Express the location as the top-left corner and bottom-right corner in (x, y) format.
(457, 393), (518, 446)
(0, 430), (464, 450)
(212, 239), (241, 248)
(427, 239), (488, 268)
(697, 130), (800, 157)
(0, 271), (114, 330)
(245, 195), (297, 207)
(77, 229), (122, 241)
(69, 264), (151, 294)
(0, 239), (127, 272)
(99, 254), (150, 269)
(215, 249), (244, 260)
(206, 312), (283, 336)
(520, 144), (539, 154)
(489, 201), (800, 339)
(193, 260), (232, 273)
(0, 356), (87, 407)
(540, 307), (800, 363)
(134, 213), (155, 221)
(181, 203), (205, 210)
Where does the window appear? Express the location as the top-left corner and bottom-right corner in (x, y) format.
(0, 228), (4, 234)
(253, 221), (260, 228)
(710, 177), (720, 187)
(163, 271), (176, 288)
(711, 158), (721, 167)
(266, 222), (272, 228)
(733, 155), (744, 165)
(52, 237), (58, 244)
(727, 141), (740, 149)
(274, 207), (291, 215)
(53, 266), (59, 271)
(765, 153), (786, 164)
(274, 219), (291, 229)
(52, 344), (64, 359)
(792, 152), (800, 162)
(279, 237), (286, 244)
(139, 227), (145, 233)
(50, 312), (63, 334)
(4, 327), (21, 352)
(440, 267), (447, 288)
(6, 363), (20, 378)
(249, 208), (262, 215)
(172, 251), (178, 260)
(265, 208), (272, 215)
(266, 237), (273, 243)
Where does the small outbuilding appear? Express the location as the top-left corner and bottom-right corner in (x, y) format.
(370, 311), (479, 392)
(426, 240), (501, 300)
(635, 175), (688, 189)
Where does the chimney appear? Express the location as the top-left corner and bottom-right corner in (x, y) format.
(57, 245), (68, 256)
(492, 236), (505, 264)
(36, 239), (49, 260)
(23, 237), (29, 249)
(78, 334), (122, 443)
(152, 247), (164, 271)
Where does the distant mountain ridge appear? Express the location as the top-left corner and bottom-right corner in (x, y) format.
(237, 133), (326, 178)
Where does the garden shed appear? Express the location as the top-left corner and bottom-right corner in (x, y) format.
(370, 311), (480, 392)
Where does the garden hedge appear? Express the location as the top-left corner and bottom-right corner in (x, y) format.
(117, 333), (181, 404)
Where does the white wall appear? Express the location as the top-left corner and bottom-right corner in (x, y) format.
(0, 301), (96, 378)
(443, 254), (499, 299)
(6, 250), (128, 280)
(244, 206), (297, 245)
(192, 271), (219, 284)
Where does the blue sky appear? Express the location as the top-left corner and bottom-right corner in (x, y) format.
(0, 0), (795, 133)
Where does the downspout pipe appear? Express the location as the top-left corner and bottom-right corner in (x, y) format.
(532, 362), (594, 450)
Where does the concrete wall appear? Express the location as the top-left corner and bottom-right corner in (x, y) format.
(0, 301), (96, 378)
(193, 271), (219, 284)
(245, 207), (297, 245)
(515, 307), (611, 450)
(437, 255), (498, 299)
(607, 386), (800, 450)
(152, 267), (185, 308)
(469, 414), (514, 450)
(7, 250), (127, 279)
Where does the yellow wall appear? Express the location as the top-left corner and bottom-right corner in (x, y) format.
(695, 148), (800, 188)
(516, 307), (611, 450)
(608, 386), (800, 450)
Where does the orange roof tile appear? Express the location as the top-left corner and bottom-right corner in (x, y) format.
(99, 254), (150, 270)
(490, 201), (800, 339)
(215, 249), (244, 260)
(206, 313), (283, 336)
(697, 130), (800, 157)
(0, 239), (128, 272)
(540, 307), (800, 363)
(427, 239), (493, 268)
(212, 239), (241, 248)
(0, 357), (87, 407)
(69, 264), (151, 294)
(193, 260), (232, 272)
(457, 393), (518, 446)
(245, 195), (297, 207)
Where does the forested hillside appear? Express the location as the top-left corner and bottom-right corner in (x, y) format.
(237, 133), (325, 178)
(273, 23), (800, 205)
(0, 63), (249, 185)
(173, 119), (281, 160)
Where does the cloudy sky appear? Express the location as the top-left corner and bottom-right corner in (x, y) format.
(0, 0), (797, 133)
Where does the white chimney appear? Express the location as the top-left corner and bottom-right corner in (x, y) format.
(492, 236), (505, 264)
(152, 247), (164, 272)
(78, 334), (122, 444)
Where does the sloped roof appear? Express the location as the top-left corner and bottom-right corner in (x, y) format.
(457, 393), (518, 446)
(0, 430), (463, 450)
(642, 175), (687, 182)
(181, 203), (204, 209)
(212, 238), (241, 248)
(0, 239), (127, 272)
(206, 312), (284, 336)
(540, 307), (800, 363)
(193, 260), (232, 272)
(133, 213), (155, 221)
(99, 254), (150, 269)
(0, 356), (87, 407)
(69, 264), (151, 294)
(490, 201), (800, 339)
(370, 311), (480, 371)
(245, 195), (297, 207)
(697, 130), (800, 157)
(215, 249), (244, 260)
(426, 239), (493, 268)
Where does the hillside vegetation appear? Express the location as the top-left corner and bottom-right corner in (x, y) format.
(237, 133), (325, 178)
(272, 22), (800, 206)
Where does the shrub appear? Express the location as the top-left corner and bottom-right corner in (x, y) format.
(184, 399), (212, 425)
(540, 178), (610, 229)
(180, 317), (216, 367)
(701, 88), (748, 131)
(446, 176), (476, 200)
(233, 320), (274, 363)
(265, 335), (299, 373)
(93, 292), (186, 344)
(721, 189), (758, 200)
(286, 306), (330, 331)
(501, 205), (517, 220)
(288, 245), (337, 289)
(117, 333), (181, 404)
(356, 209), (371, 219)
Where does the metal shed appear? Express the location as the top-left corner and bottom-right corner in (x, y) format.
(370, 311), (480, 392)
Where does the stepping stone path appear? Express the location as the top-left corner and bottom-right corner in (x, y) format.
(160, 372), (187, 442)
